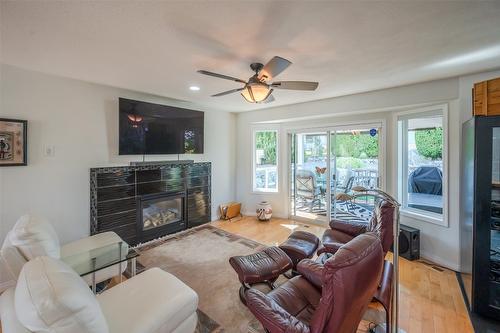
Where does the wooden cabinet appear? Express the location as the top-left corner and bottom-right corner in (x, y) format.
(474, 77), (500, 116)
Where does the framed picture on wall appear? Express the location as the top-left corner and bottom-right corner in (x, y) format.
(0, 118), (27, 166)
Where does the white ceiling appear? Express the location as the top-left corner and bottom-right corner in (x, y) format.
(2, 1), (500, 112)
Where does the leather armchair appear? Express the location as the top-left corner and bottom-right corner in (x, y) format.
(246, 233), (384, 333)
(319, 200), (394, 256)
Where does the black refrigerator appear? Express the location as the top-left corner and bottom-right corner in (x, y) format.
(461, 115), (500, 321)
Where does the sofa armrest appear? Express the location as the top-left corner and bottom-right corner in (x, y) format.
(98, 268), (198, 333)
(0, 288), (31, 333)
(329, 219), (367, 236)
(246, 289), (310, 333)
(297, 259), (323, 289)
(316, 243), (342, 256)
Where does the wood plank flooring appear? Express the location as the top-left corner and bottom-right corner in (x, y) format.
(211, 216), (474, 333)
(0, 216), (473, 333)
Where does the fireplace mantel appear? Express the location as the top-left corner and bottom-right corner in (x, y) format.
(90, 162), (211, 245)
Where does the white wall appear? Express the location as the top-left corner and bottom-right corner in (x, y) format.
(2, 61), (499, 271)
(235, 71), (499, 271)
(0, 171), (3, 237)
(0, 64), (236, 244)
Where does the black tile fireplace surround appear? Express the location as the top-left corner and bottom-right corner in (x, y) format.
(90, 162), (211, 246)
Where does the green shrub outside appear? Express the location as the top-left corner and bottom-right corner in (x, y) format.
(414, 127), (443, 160)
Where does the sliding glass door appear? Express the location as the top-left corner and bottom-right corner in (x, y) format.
(289, 131), (329, 222)
(330, 128), (380, 221)
(290, 125), (382, 224)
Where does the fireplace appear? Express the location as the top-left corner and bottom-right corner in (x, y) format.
(90, 162), (211, 246)
(137, 192), (186, 243)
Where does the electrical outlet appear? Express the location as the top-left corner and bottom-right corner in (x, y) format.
(43, 145), (56, 157)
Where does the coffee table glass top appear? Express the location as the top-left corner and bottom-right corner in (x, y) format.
(61, 241), (139, 276)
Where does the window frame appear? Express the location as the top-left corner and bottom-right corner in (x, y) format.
(396, 104), (449, 227)
(252, 127), (280, 194)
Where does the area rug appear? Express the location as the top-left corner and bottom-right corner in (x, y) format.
(137, 224), (382, 333)
(296, 201), (373, 221)
(137, 225), (267, 333)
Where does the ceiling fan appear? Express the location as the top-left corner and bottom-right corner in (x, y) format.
(197, 56), (319, 103)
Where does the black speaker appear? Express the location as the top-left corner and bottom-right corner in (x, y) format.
(397, 224), (420, 261)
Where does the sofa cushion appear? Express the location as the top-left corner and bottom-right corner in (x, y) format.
(97, 267), (198, 333)
(15, 256), (109, 333)
(7, 215), (60, 260)
(266, 275), (321, 325)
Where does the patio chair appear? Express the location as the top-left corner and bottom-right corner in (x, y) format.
(338, 175), (355, 193)
(295, 169), (322, 212)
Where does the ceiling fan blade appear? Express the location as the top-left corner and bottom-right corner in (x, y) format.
(271, 81), (319, 91)
(197, 70), (247, 84)
(258, 56), (292, 81)
(211, 87), (244, 97)
(264, 94), (275, 103)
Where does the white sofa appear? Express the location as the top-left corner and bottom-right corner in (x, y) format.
(0, 215), (128, 290)
(0, 256), (199, 333)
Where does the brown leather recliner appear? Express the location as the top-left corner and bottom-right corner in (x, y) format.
(245, 233), (384, 333)
(318, 200), (395, 256)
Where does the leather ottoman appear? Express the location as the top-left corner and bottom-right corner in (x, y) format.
(279, 231), (320, 273)
(229, 246), (292, 304)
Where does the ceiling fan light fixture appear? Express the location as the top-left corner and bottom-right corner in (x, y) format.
(241, 83), (272, 103)
(198, 56), (318, 104)
(240, 86), (254, 103)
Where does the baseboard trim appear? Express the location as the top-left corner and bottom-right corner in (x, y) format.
(419, 250), (460, 271)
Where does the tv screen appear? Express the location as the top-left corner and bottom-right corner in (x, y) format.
(119, 98), (204, 155)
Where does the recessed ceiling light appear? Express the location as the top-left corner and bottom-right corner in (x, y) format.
(189, 86), (200, 91)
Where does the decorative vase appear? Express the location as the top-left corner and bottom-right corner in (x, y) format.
(256, 201), (272, 221)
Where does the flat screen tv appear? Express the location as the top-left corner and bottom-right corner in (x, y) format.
(119, 98), (204, 155)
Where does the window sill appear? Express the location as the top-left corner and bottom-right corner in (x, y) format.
(400, 208), (447, 227)
(252, 189), (280, 195)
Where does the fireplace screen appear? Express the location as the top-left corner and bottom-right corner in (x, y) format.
(142, 196), (183, 231)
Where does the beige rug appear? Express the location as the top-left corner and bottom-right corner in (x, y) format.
(137, 224), (382, 333)
(137, 225), (267, 333)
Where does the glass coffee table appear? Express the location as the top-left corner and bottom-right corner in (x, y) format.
(62, 241), (139, 294)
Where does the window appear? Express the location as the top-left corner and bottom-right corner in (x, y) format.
(397, 107), (447, 223)
(253, 129), (279, 192)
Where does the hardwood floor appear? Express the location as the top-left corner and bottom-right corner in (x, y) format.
(0, 217), (472, 333)
(211, 216), (474, 333)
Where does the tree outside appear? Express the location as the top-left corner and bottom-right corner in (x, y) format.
(414, 127), (443, 160)
(334, 132), (378, 159)
(256, 131), (277, 165)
